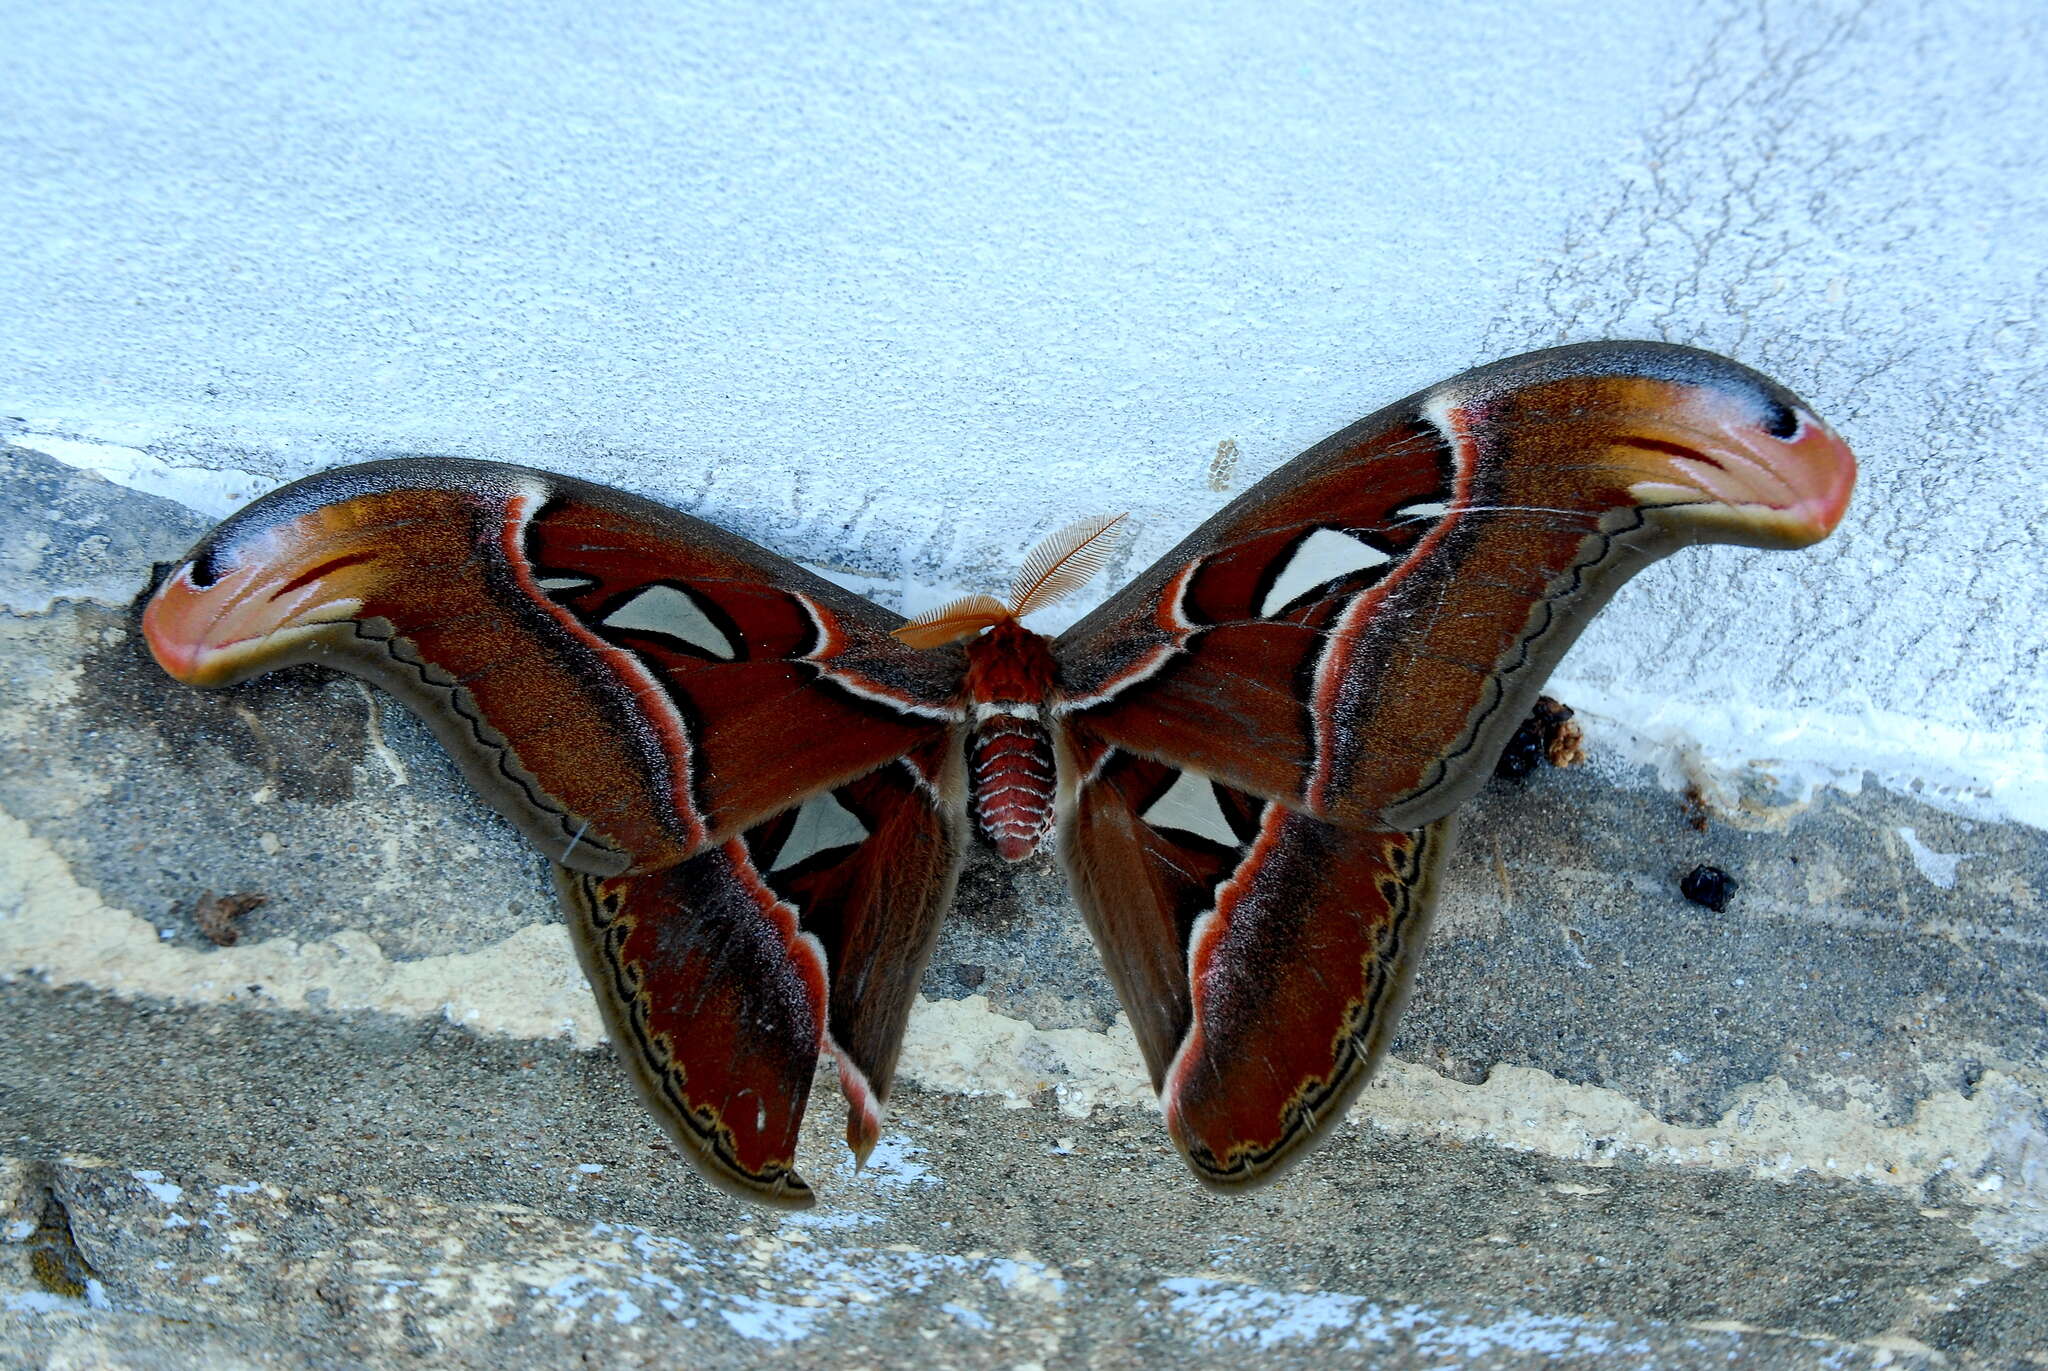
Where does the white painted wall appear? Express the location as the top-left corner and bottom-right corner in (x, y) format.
(6, 0), (2043, 821)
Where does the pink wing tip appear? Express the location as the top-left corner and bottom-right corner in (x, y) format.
(1784, 415), (1857, 536)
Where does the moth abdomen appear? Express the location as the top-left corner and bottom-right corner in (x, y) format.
(969, 710), (1057, 861)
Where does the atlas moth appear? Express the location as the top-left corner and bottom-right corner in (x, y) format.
(144, 342), (1856, 1206)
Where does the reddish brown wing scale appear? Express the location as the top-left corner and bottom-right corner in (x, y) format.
(558, 741), (963, 1204)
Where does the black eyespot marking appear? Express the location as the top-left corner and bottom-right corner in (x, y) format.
(1761, 400), (1801, 440)
(187, 540), (224, 589)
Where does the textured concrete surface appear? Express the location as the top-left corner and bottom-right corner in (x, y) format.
(6, 0), (2048, 1365)
(3, 450), (2045, 1368)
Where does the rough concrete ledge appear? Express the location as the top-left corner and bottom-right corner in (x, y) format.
(3, 447), (2045, 1368)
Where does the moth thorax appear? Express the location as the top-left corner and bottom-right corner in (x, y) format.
(969, 710), (1056, 861)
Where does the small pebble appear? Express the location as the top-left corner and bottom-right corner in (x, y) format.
(1680, 864), (1737, 912)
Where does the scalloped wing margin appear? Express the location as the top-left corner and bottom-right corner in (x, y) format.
(1059, 747), (1449, 1186)
(556, 742), (964, 1207)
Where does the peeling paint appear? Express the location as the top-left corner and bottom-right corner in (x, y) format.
(1358, 1060), (2048, 1251)
(1, 1164), (1078, 1352)
(1899, 827), (1964, 890)
(1154, 1277), (1650, 1356)
(9, 434), (275, 521)
(895, 994), (1153, 1119)
(1152, 1277), (1942, 1363)
(127, 1171), (182, 1207)
(1559, 679), (2048, 834)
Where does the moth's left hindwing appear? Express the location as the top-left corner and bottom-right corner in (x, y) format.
(144, 457), (968, 1206)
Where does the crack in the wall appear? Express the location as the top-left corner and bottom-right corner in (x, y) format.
(1484, 0), (2048, 756)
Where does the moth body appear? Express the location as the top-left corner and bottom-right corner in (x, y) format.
(962, 619), (1061, 860)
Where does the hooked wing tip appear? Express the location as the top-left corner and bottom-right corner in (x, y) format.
(141, 518), (383, 687)
(1455, 343), (1858, 551)
(1626, 407), (1857, 550)
(142, 558), (369, 687)
(140, 565), (216, 682)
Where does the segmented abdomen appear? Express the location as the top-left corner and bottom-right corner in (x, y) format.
(970, 713), (1056, 861)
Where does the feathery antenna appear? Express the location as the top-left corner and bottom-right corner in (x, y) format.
(892, 594), (1011, 649)
(890, 513), (1129, 649)
(1007, 513), (1128, 619)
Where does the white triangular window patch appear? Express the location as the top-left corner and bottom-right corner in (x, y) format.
(1391, 500), (1449, 524)
(771, 791), (870, 872)
(1258, 529), (1394, 617)
(1140, 770), (1241, 848)
(602, 584), (737, 659)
